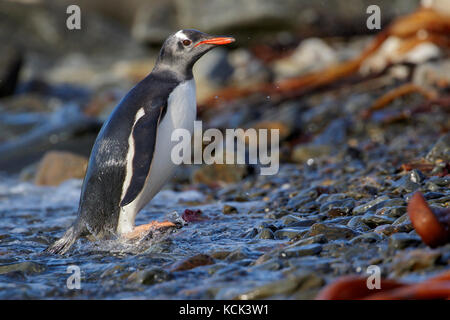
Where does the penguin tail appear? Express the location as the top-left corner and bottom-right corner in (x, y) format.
(44, 226), (79, 255)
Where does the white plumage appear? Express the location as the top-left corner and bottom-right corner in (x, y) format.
(117, 79), (197, 234)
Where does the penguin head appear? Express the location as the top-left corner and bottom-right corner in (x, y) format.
(155, 29), (235, 78)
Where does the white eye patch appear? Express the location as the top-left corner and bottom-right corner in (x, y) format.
(175, 30), (188, 41)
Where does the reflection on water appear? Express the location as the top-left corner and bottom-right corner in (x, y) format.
(0, 177), (281, 299)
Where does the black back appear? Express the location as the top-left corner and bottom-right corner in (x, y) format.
(74, 70), (182, 238)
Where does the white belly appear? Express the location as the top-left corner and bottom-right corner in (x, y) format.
(117, 79), (196, 234)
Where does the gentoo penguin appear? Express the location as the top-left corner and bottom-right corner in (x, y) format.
(45, 29), (235, 254)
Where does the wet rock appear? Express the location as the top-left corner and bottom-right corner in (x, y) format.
(388, 233), (422, 250)
(258, 228), (275, 239)
(352, 195), (390, 215)
(274, 228), (308, 240)
(309, 223), (358, 240)
(34, 151), (88, 186)
(349, 232), (383, 244)
(392, 171), (424, 192)
(170, 254), (215, 272)
(192, 164), (247, 186)
(426, 133), (450, 162)
(234, 270), (323, 300)
(320, 198), (355, 217)
(222, 205), (238, 214)
(361, 212), (396, 228)
(128, 267), (171, 285)
(288, 235), (328, 247)
(280, 244), (322, 258)
(347, 216), (371, 232)
(375, 206), (407, 219)
(226, 247), (254, 262)
(0, 261), (46, 275)
(281, 215), (315, 227)
(374, 223), (413, 236)
(182, 209), (208, 223)
(391, 249), (441, 276)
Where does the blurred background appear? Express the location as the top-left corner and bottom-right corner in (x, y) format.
(1, 0), (439, 183)
(0, 0), (449, 300)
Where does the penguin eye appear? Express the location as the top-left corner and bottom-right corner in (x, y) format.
(182, 39), (192, 46)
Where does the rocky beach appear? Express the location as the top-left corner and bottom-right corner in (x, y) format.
(0, 0), (448, 299)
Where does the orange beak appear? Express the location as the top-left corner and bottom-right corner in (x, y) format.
(194, 37), (235, 47)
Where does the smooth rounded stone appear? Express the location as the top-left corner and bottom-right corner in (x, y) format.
(34, 151), (88, 186)
(424, 181), (440, 192)
(249, 258), (284, 271)
(319, 198), (355, 217)
(361, 212), (396, 228)
(288, 235), (327, 248)
(222, 204), (238, 214)
(274, 228), (308, 240)
(258, 228), (275, 239)
(391, 249), (442, 276)
(378, 198), (406, 207)
(226, 247), (254, 262)
(281, 215), (315, 227)
(426, 176), (449, 187)
(309, 223), (359, 240)
(286, 256), (334, 273)
(375, 206), (407, 219)
(423, 192), (446, 200)
(347, 216), (371, 232)
(352, 195), (390, 215)
(392, 213), (411, 226)
(326, 216), (353, 225)
(392, 174), (420, 193)
(234, 270), (323, 300)
(349, 232), (383, 244)
(128, 267), (171, 285)
(207, 262), (228, 275)
(257, 221), (281, 232)
(264, 210), (291, 219)
(388, 233), (422, 250)
(429, 194), (450, 204)
(100, 265), (126, 279)
(374, 223), (413, 236)
(0, 261), (46, 275)
(279, 244), (322, 258)
(170, 254), (215, 272)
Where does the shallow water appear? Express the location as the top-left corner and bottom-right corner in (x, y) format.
(0, 177), (290, 299)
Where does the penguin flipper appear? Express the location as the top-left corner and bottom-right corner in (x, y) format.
(119, 105), (165, 207)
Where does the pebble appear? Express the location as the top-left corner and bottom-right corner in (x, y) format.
(0, 261), (46, 275)
(274, 228), (309, 240)
(223, 204), (238, 214)
(388, 233), (422, 250)
(352, 196), (390, 215)
(280, 244), (323, 258)
(258, 228), (275, 239)
(128, 267), (171, 285)
(309, 223), (358, 240)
